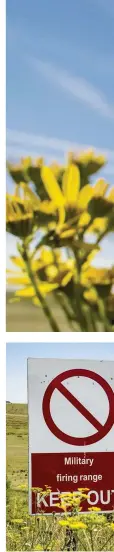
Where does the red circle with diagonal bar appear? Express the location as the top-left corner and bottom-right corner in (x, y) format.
(42, 369), (114, 446)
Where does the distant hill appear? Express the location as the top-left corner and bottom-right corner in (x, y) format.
(6, 402), (28, 415)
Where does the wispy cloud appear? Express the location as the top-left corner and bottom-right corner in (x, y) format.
(6, 128), (114, 160)
(29, 58), (114, 121)
(6, 128), (114, 176)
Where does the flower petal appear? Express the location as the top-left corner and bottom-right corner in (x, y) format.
(7, 276), (29, 285)
(62, 164), (80, 205)
(77, 185), (93, 209)
(32, 296), (41, 306)
(78, 212), (91, 228)
(107, 188), (114, 203)
(39, 282), (58, 295)
(93, 179), (108, 197)
(10, 256), (25, 269)
(61, 229), (76, 239)
(41, 167), (65, 206)
(61, 272), (73, 286)
(15, 286), (34, 297)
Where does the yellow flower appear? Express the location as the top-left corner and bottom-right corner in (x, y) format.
(7, 249), (75, 302)
(34, 546), (44, 551)
(84, 287), (98, 305)
(7, 251), (59, 303)
(41, 164), (93, 224)
(59, 520), (69, 526)
(6, 182), (58, 237)
(60, 492), (73, 498)
(110, 523), (114, 531)
(12, 519), (24, 524)
(72, 498), (81, 504)
(40, 151), (107, 224)
(17, 484), (27, 490)
(69, 521), (87, 530)
(78, 487), (89, 492)
(88, 507), (101, 512)
(31, 487), (42, 492)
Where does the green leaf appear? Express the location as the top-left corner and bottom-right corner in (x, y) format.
(94, 283), (112, 299)
(7, 162), (28, 184)
(28, 166), (48, 200)
(107, 208), (114, 231)
(88, 197), (113, 218)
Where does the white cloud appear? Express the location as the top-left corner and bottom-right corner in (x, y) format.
(6, 145), (63, 166)
(30, 58), (114, 120)
(6, 128), (114, 162)
(6, 128), (114, 177)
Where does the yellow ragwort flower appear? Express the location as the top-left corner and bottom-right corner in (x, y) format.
(110, 523), (114, 531)
(88, 506), (101, 512)
(69, 521), (87, 530)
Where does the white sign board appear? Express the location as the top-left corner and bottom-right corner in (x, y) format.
(28, 358), (114, 514)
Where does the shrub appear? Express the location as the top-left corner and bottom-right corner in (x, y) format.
(6, 486), (114, 550)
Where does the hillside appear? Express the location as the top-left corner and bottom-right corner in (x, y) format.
(6, 403), (28, 487)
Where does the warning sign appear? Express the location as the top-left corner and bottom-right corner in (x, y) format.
(43, 369), (114, 446)
(28, 358), (114, 514)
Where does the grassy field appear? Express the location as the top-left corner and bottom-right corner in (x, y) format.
(6, 403), (114, 551)
(6, 293), (74, 332)
(6, 402), (28, 487)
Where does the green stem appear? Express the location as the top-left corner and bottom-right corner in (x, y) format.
(22, 244), (60, 332)
(55, 291), (79, 331)
(83, 305), (95, 332)
(72, 245), (89, 331)
(96, 228), (108, 246)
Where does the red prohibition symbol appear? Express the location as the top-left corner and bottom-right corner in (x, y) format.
(42, 369), (114, 446)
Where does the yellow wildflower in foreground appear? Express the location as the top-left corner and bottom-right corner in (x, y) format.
(12, 519), (24, 524)
(59, 520), (69, 527)
(6, 149), (114, 332)
(88, 506), (101, 511)
(59, 519), (87, 529)
(34, 546), (44, 551)
(41, 155), (108, 222)
(110, 523), (114, 531)
(78, 487), (89, 491)
(7, 249), (75, 302)
(69, 521), (87, 530)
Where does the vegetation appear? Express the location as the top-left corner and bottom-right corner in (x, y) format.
(6, 403), (114, 550)
(6, 149), (114, 332)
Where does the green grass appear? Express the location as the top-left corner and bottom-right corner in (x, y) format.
(6, 403), (28, 487)
(6, 403), (114, 551)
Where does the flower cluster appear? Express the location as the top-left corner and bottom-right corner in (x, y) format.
(6, 149), (114, 331)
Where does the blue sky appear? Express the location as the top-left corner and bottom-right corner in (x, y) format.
(6, 0), (114, 269)
(6, 342), (114, 403)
